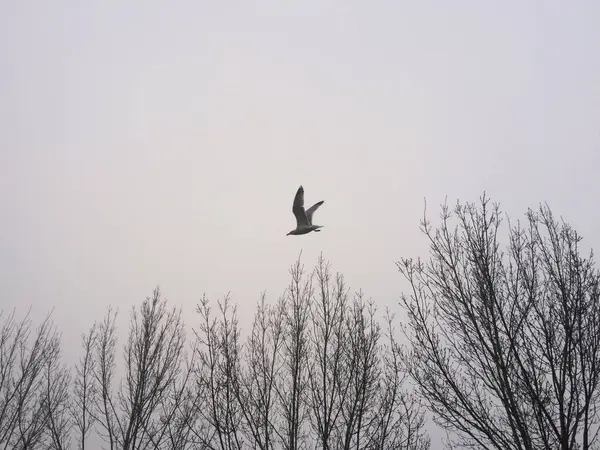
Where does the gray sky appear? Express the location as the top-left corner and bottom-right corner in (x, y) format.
(1, 1), (599, 444)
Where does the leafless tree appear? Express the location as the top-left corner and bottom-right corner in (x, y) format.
(42, 351), (71, 450)
(337, 295), (382, 450)
(0, 309), (68, 450)
(159, 344), (204, 450)
(302, 256), (429, 450)
(71, 324), (97, 450)
(4, 250), (432, 450)
(398, 195), (600, 450)
(273, 257), (312, 450)
(192, 254), (429, 450)
(306, 257), (349, 450)
(235, 293), (285, 450)
(195, 294), (244, 450)
(92, 306), (118, 449)
(371, 310), (429, 450)
(92, 288), (192, 450)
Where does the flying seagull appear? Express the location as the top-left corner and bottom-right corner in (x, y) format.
(287, 185), (325, 236)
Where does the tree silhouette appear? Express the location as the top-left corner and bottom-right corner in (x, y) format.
(1, 256), (429, 450)
(399, 195), (600, 450)
(71, 324), (97, 450)
(0, 310), (68, 449)
(91, 289), (193, 450)
(235, 293), (284, 450)
(195, 294), (243, 450)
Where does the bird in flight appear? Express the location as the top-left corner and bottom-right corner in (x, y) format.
(287, 185), (325, 236)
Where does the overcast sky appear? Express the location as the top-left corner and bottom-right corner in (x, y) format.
(1, 1), (599, 445)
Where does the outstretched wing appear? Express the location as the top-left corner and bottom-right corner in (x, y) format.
(292, 186), (309, 226)
(305, 201), (324, 225)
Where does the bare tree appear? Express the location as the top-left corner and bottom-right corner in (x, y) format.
(306, 256), (350, 450)
(398, 195), (600, 450)
(195, 294), (244, 450)
(371, 310), (429, 450)
(71, 324), (97, 450)
(338, 295), (381, 450)
(159, 342), (204, 450)
(0, 257), (431, 450)
(92, 307), (119, 449)
(235, 293), (285, 450)
(302, 257), (429, 450)
(274, 257), (311, 450)
(0, 310), (67, 450)
(42, 352), (71, 450)
(92, 288), (191, 450)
